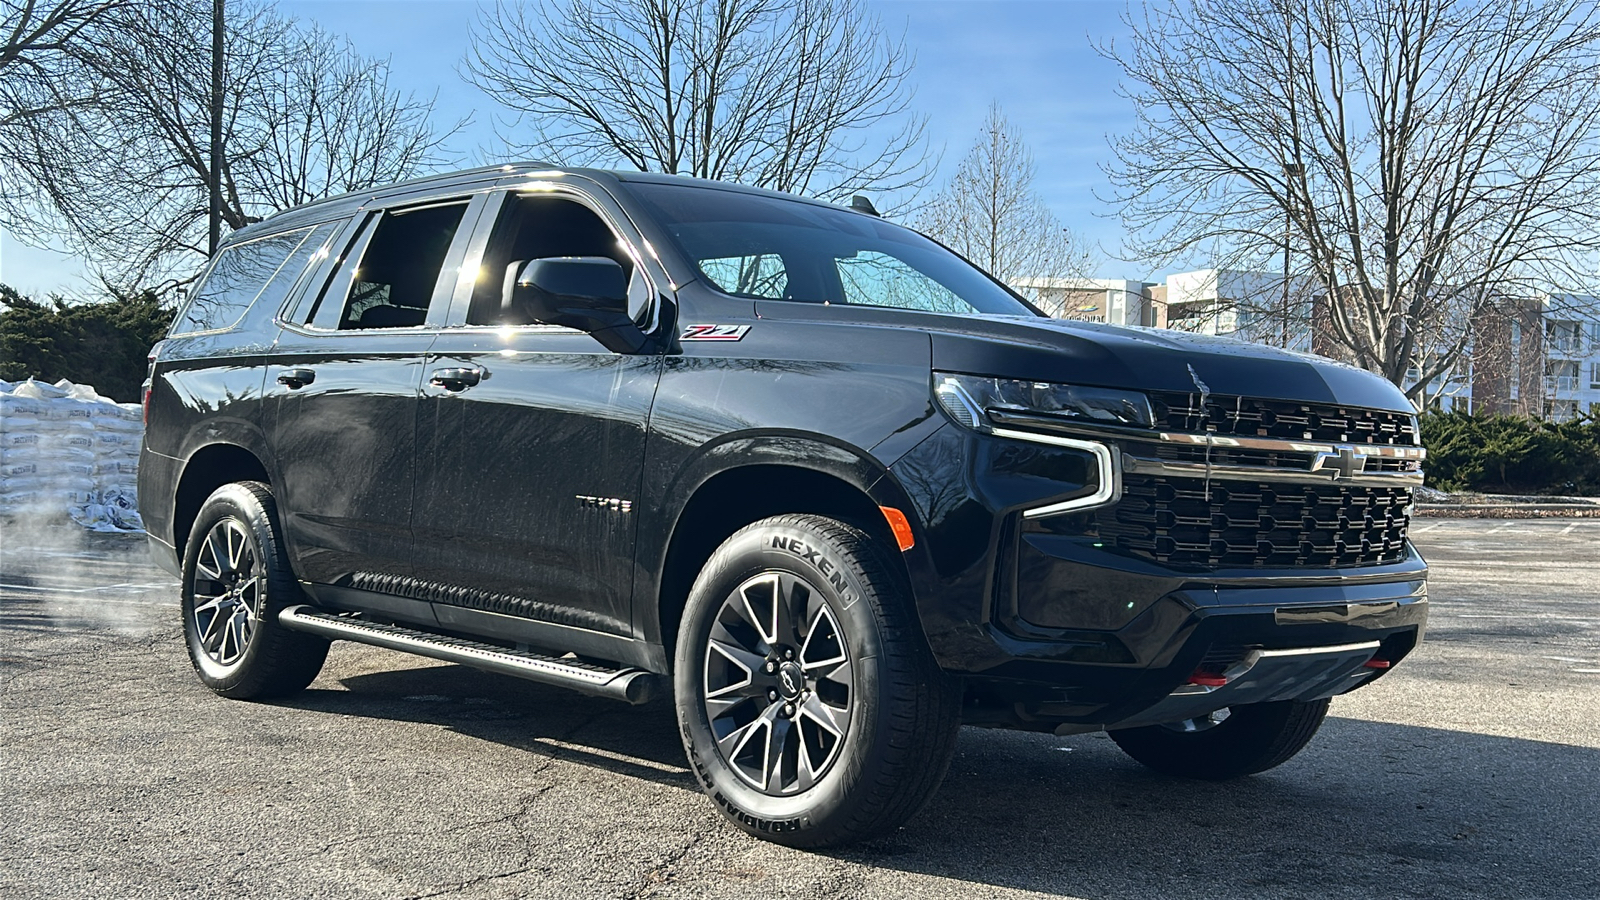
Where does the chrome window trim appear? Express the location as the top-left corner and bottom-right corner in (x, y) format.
(991, 427), (1122, 518)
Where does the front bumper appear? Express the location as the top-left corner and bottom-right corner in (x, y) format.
(885, 421), (1429, 732)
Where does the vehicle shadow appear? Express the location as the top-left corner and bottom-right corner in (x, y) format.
(288, 662), (1600, 900)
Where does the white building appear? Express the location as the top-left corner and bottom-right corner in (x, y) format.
(1161, 268), (1319, 351)
(1539, 294), (1600, 422)
(1010, 277), (1157, 327)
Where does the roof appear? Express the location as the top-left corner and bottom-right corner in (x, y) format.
(228, 163), (865, 247)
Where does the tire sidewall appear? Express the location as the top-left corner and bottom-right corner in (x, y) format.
(675, 518), (892, 841)
(180, 484), (278, 690)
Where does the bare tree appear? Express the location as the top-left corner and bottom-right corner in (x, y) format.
(0, 0), (118, 126)
(463, 0), (930, 206)
(917, 103), (1094, 292)
(0, 1), (120, 223)
(5, 0), (457, 288)
(1104, 0), (1600, 404)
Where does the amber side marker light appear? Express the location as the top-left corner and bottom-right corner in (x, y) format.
(879, 506), (915, 552)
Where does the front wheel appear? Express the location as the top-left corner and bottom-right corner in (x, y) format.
(180, 481), (328, 699)
(674, 514), (960, 848)
(1108, 698), (1331, 780)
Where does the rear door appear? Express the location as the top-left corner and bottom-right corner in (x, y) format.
(411, 186), (665, 641)
(266, 195), (485, 605)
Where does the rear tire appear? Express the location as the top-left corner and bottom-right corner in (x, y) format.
(180, 481), (328, 699)
(674, 514), (960, 848)
(1108, 698), (1330, 780)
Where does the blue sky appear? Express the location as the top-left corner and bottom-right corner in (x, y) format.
(0, 0), (1144, 297)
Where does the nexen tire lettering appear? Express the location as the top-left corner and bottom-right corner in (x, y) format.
(768, 535), (855, 604)
(712, 792), (806, 833)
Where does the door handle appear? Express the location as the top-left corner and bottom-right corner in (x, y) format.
(276, 367), (316, 389)
(430, 366), (485, 391)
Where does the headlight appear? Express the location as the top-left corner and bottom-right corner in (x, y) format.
(934, 372), (1154, 431)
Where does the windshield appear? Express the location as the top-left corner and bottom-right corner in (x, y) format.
(623, 182), (1038, 317)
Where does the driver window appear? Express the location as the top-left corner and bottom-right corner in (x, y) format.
(470, 194), (645, 326)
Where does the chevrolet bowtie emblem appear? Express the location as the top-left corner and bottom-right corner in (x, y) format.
(1310, 445), (1370, 480)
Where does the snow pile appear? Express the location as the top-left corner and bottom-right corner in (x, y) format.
(0, 378), (145, 532)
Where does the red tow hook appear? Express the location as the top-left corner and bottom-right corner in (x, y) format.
(1188, 672), (1229, 687)
(1363, 658), (1392, 670)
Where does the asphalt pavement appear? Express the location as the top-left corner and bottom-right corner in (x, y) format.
(2, 519), (1597, 900)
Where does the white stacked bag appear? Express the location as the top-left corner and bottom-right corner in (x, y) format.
(0, 377), (145, 532)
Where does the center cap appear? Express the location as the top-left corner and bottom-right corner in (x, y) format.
(777, 661), (805, 700)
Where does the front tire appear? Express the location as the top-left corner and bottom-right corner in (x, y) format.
(674, 514), (960, 848)
(1108, 698), (1331, 780)
(180, 481), (328, 699)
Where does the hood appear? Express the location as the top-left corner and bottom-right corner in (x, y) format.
(932, 316), (1415, 413)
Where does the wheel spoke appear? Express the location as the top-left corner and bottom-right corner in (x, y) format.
(738, 574), (780, 645)
(707, 637), (765, 686)
(772, 573), (803, 646)
(197, 531), (225, 581)
(192, 593), (227, 617)
(224, 523), (244, 573)
(198, 603), (228, 652)
(799, 692), (849, 741)
(799, 605), (847, 673)
(717, 708), (770, 760)
(762, 714), (794, 793)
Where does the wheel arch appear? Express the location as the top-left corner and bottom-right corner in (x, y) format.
(650, 448), (919, 664)
(172, 443), (272, 557)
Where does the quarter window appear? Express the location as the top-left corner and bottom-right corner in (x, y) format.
(173, 227), (316, 335)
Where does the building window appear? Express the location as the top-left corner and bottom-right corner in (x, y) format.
(1591, 361), (1600, 390)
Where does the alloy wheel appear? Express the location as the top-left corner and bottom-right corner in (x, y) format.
(190, 519), (263, 667)
(702, 571), (854, 795)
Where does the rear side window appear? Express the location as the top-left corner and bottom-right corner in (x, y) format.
(173, 227), (318, 335)
(337, 203), (467, 330)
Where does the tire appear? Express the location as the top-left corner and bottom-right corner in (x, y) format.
(1108, 698), (1331, 780)
(674, 514), (960, 848)
(180, 481), (328, 700)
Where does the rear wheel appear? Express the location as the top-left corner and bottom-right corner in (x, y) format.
(181, 482), (328, 699)
(1108, 698), (1331, 780)
(674, 514), (960, 847)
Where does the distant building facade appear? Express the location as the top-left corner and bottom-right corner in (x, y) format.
(1009, 267), (1600, 421)
(1010, 277), (1159, 327)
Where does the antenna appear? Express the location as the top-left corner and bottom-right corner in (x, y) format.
(850, 195), (881, 217)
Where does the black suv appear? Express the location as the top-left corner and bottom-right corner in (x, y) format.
(140, 163), (1428, 847)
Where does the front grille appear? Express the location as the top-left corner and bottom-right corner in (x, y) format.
(1151, 443), (1421, 474)
(1096, 474), (1412, 569)
(1150, 392), (1418, 446)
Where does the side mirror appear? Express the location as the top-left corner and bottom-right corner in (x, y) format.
(511, 256), (647, 353)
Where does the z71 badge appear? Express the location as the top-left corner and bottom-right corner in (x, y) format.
(680, 323), (751, 342)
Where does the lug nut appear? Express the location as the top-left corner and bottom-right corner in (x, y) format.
(784, 648), (795, 660)
(764, 660), (776, 673)
(782, 703), (795, 717)
(768, 688), (779, 701)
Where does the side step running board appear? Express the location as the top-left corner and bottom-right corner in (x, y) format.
(278, 605), (660, 704)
